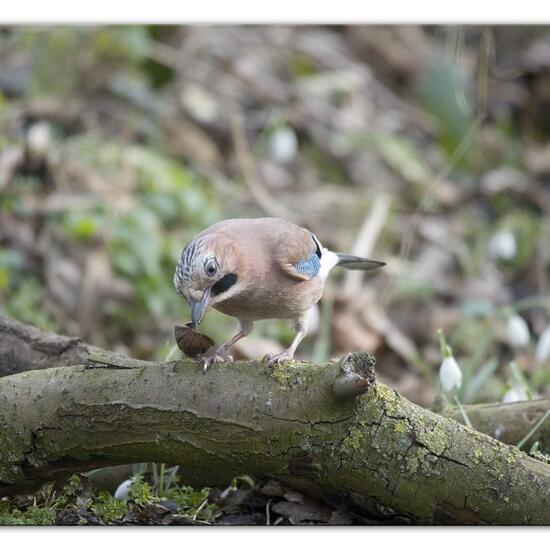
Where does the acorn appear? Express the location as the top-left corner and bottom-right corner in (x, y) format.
(174, 322), (215, 358)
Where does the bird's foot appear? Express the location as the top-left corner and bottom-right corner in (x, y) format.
(263, 350), (295, 368)
(197, 346), (233, 373)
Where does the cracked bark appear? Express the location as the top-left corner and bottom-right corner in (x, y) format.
(0, 316), (549, 524)
(3, 315), (548, 453)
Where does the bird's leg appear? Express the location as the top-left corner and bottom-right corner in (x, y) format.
(264, 316), (308, 367)
(199, 319), (253, 372)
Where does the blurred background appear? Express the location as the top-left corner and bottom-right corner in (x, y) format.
(1, 25), (549, 408)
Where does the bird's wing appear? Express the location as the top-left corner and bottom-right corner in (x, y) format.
(271, 223), (322, 281)
(200, 217), (323, 281)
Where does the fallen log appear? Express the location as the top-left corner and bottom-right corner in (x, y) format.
(0, 319), (549, 524)
(445, 399), (550, 455)
(0, 315), (97, 376)
(2, 315), (549, 455)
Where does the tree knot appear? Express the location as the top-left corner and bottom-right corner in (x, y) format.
(332, 352), (376, 400)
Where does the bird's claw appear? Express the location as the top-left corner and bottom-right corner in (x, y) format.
(263, 350), (295, 368)
(197, 346), (233, 372)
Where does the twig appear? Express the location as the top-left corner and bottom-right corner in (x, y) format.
(192, 497), (209, 521)
(266, 498), (272, 526)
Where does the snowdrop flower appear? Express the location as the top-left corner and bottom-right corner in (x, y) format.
(114, 479), (133, 501)
(488, 230), (517, 261)
(180, 84), (219, 123)
(268, 126), (298, 163)
(535, 326), (550, 363)
(506, 315), (530, 349)
(27, 122), (51, 157)
(502, 386), (528, 403)
(439, 356), (463, 392)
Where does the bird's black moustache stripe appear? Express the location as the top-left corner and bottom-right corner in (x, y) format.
(211, 273), (238, 296)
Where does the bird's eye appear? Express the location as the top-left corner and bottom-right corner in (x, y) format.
(205, 259), (218, 277)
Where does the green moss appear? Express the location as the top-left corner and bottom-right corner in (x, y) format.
(531, 451), (550, 465)
(341, 427), (365, 453)
(416, 427), (448, 456)
(394, 420), (408, 434)
(505, 452), (519, 464)
(405, 448), (428, 474)
(269, 362), (317, 388)
(270, 363), (293, 386)
(373, 384), (401, 415)
(472, 447), (483, 464)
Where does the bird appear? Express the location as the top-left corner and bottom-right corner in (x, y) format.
(173, 217), (385, 371)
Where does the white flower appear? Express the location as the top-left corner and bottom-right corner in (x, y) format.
(506, 315), (530, 349)
(439, 356), (462, 392)
(268, 127), (298, 163)
(488, 230), (517, 261)
(180, 84), (219, 123)
(502, 386), (528, 403)
(114, 479), (133, 501)
(27, 122), (51, 157)
(535, 326), (550, 363)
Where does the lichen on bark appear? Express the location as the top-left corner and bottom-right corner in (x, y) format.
(0, 316), (549, 525)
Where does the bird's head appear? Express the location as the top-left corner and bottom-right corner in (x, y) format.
(173, 236), (238, 325)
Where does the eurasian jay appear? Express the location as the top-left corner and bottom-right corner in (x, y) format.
(173, 217), (384, 370)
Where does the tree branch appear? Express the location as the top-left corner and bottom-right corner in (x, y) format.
(3, 315), (548, 453)
(445, 399), (550, 455)
(0, 316), (549, 524)
(0, 315), (97, 376)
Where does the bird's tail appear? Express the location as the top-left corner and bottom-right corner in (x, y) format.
(336, 253), (385, 271)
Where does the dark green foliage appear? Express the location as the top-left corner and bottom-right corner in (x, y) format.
(0, 470), (217, 525)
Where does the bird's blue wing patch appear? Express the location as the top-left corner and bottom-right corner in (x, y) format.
(294, 253), (321, 278)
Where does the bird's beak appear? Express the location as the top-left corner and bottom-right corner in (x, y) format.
(189, 287), (212, 325)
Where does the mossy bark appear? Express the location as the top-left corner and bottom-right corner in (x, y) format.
(0, 345), (549, 524)
(3, 315), (548, 453)
(446, 399), (550, 455)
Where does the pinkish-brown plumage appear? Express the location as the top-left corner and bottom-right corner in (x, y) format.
(196, 218), (323, 320)
(174, 217), (384, 370)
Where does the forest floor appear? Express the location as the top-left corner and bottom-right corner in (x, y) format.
(0, 25), (549, 524)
